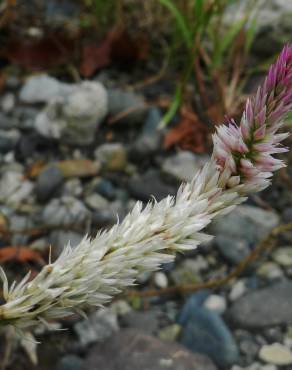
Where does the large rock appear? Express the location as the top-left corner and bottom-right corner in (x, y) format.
(81, 329), (217, 370)
(228, 281), (292, 328)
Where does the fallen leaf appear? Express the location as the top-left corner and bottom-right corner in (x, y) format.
(80, 29), (149, 77)
(26, 160), (46, 178)
(164, 107), (209, 153)
(0, 246), (44, 265)
(4, 33), (76, 71)
(79, 36), (113, 77)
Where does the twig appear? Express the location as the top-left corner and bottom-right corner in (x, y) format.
(127, 222), (292, 297)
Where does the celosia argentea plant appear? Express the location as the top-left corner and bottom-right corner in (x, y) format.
(0, 45), (291, 331)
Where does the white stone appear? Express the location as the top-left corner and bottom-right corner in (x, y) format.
(204, 294), (227, 315)
(229, 280), (246, 301)
(34, 80), (108, 145)
(154, 272), (168, 288)
(272, 247), (292, 267)
(259, 343), (292, 365)
(0, 171), (34, 207)
(1, 93), (15, 113)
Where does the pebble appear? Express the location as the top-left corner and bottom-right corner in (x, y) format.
(154, 271), (168, 288)
(171, 258), (208, 285)
(1, 93), (15, 113)
(130, 107), (162, 158)
(120, 310), (160, 335)
(35, 81), (108, 145)
(74, 308), (119, 347)
(229, 280), (247, 301)
(256, 262), (284, 280)
(210, 205), (280, 246)
(36, 164), (64, 202)
(158, 324), (182, 342)
(231, 363), (277, 370)
(84, 193), (109, 211)
(49, 231), (84, 254)
(228, 281), (292, 328)
(0, 171), (34, 207)
(215, 235), (250, 264)
(259, 343), (292, 365)
(128, 170), (176, 202)
(56, 355), (84, 370)
(162, 151), (208, 182)
(0, 129), (20, 154)
(19, 74), (73, 103)
(42, 196), (90, 226)
(272, 246), (292, 267)
(204, 294), (227, 315)
(178, 291), (239, 367)
(107, 88), (147, 124)
(94, 143), (127, 172)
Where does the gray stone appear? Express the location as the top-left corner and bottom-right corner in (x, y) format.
(34, 81), (108, 145)
(128, 170), (176, 202)
(19, 74), (73, 103)
(56, 355), (84, 370)
(84, 193), (109, 211)
(210, 205), (279, 246)
(42, 196), (90, 226)
(171, 257), (208, 285)
(120, 310), (160, 335)
(49, 231), (84, 255)
(228, 281), (292, 328)
(36, 165), (64, 202)
(107, 88), (147, 124)
(162, 151), (209, 182)
(94, 143), (127, 172)
(82, 329), (217, 370)
(130, 108), (162, 158)
(215, 235), (250, 264)
(74, 308), (119, 347)
(0, 129), (19, 154)
(1, 93), (15, 113)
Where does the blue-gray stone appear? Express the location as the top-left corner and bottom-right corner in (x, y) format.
(178, 291), (239, 367)
(56, 355), (84, 370)
(95, 179), (116, 200)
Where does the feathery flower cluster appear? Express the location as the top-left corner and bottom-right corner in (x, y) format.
(0, 45), (291, 330)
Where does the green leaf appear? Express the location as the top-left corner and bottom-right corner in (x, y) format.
(212, 17), (246, 68)
(158, 0), (193, 49)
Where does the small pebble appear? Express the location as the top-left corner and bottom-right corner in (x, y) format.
(154, 271), (168, 288)
(204, 294), (227, 315)
(229, 280), (246, 301)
